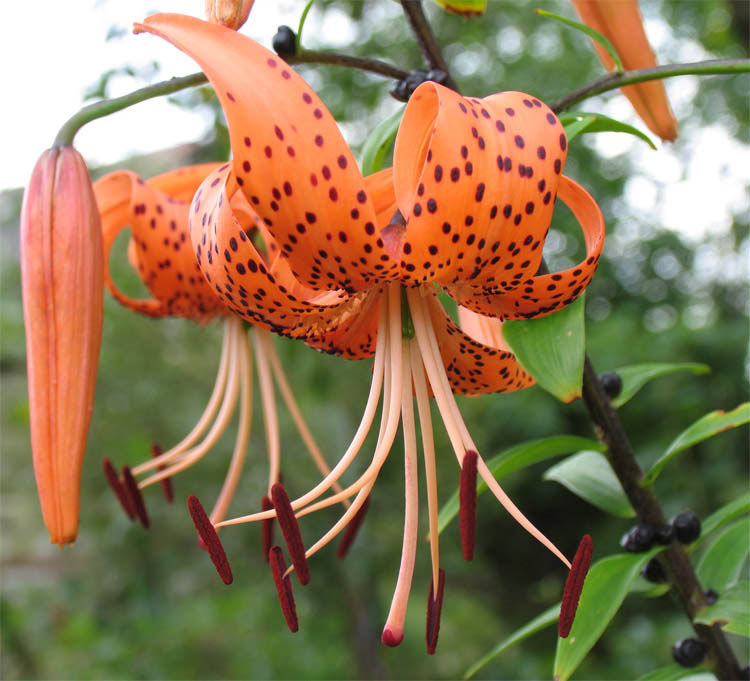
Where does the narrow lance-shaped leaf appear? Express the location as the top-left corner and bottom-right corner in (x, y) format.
(643, 403), (750, 486)
(544, 450), (634, 518)
(636, 664), (714, 681)
(693, 581), (750, 637)
(502, 294), (586, 403)
(553, 548), (665, 681)
(600, 362), (710, 409)
(560, 112), (657, 149)
(437, 436), (605, 535)
(696, 517), (750, 594)
(694, 492), (750, 550)
(360, 107), (404, 176)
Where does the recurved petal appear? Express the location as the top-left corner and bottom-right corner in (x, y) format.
(423, 293), (534, 396)
(571, 0), (677, 141)
(394, 83), (567, 288)
(135, 13), (397, 293)
(94, 165), (224, 321)
(189, 163), (378, 357)
(452, 175), (604, 320)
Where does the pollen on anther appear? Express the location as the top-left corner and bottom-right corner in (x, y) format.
(271, 483), (310, 585)
(122, 465), (150, 529)
(269, 546), (299, 633)
(459, 450), (478, 561)
(337, 497), (371, 559)
(558, 534), (593, 638)
(426, 568), (446, 654)
(187, 494), (234, 585)
(102, 458), (135, 520)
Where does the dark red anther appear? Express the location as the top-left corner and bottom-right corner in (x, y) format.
(261, 495), (275, 563)
(459, 450), (478, 561)
(426, 568), (446, 654)
(337, 497), (370, 559)
(269, 545), (299, 633)
(187, 495), (233, 584)
(271, 483), (310, 585)
(121, 465), (150, 529)
(151, 443), (174, 503)
(102, 458), (135, 520)
(559, 534), (593, 638)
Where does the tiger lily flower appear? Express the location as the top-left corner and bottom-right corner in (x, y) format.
(93, 163), (345, 546)
(571, 0), (678, 141)
(136, 13), (604, 648)
(21, 145), (104, 546)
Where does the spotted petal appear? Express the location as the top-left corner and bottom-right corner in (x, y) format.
(136, 13), (398, 294)
(94, 165), (224, 321)
(394, 84), (568, 288)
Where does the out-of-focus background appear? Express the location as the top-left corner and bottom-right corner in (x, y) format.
(1, 1), (748, 679)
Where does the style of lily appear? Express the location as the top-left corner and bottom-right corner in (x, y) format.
(93, 163), (346, 551)
(136, 13), (604, 649)
(571, 0), (678, 141)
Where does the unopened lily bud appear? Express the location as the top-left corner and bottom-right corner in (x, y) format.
(205, 0), (254, 30)
(21, 146), (104, 546)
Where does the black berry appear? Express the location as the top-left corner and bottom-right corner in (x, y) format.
(272, 26), (296, 57)
(621, 524), (655, 552)
(641, 557), (668, 583)
(600, 371), (623, 398)
(654, 524), (674, 545)
(426, 69), (449, 85)
(704, 588), (718, 605)
(390, 79), (410, 102)
(673, 511), (701, 544)
(672, 638), (706, 667)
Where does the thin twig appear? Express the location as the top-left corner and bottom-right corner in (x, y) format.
(552, 58), (750, 113)
(288, 50), (408, 80)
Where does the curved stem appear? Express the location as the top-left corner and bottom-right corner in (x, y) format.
(551, 58), (750, 113)
(289, 50), (408, 81)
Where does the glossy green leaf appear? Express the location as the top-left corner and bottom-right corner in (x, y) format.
(637, 665), (714, 681)
(695, 492), (750, 549)
(429, 0), (486, 16)
(360, 107), (404, 176)
(502, 294), (586, 403)
(463, 605), (558, 679)
(643, 403), (750, 486)
(696, 517), (750, 593)
(693, 581), (750, 636)
(553, 548), (664, 681)
(544, 450), (634, 517)
(559, 112), (657, 149)
(535, 9), (624, 72)
(603, 362), (711, 408)
(437, 436), (605, 535)
(628, 575), (670, 598)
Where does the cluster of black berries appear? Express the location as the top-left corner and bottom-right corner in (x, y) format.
(621, 510), (701, 555)
(391, 68), (449, 102)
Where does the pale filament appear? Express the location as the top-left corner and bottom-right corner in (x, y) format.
(252, 326), (281, 494)
(383, 337), (419, 643)
(208, 326), (254, 525)
(215, 286), (391, 528)
(258, 328), (347, 502)
(407, 287), (571, 570)
(411, 338), (441, 591)
(138, 317), (243, 489)
(132, 316), (233, 476)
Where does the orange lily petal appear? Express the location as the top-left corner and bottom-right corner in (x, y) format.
(423, 293), (534, 396)
(93, 164), (224, 321)
(394, 84), (567, 288)
(452, 174), (604, 321)
(135, 13), (397, 293)
(571, 0), (678, 142)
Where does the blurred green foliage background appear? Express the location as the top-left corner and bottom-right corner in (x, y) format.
(1, 1), (748, 679)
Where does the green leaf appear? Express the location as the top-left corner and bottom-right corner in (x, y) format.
(544, 450), (634, 517)
(553, 548), (664, 681)
(437, 436), (605, 535)
(535, 9), (624, 72)
(696, 492), (750, 549)
(643, 403), (750, 486)
(360, 108), (404, 176)
(296, 0), (316, 51)
(628, 575), (670, 598)
(696, 517), (750, 593)
(602, 362), (711, 408)
(502, 294), (586, 403)
(637, 665), (714, 681)
(463, 605), (558, 679)
(559, 112), (657, 149)
(693, 581), (750, 636)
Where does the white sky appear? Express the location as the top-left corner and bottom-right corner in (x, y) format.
(2, 1), (747, 245)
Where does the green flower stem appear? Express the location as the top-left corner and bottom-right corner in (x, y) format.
(552, 58), (750, 113)
(53, 72), (208, 147)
